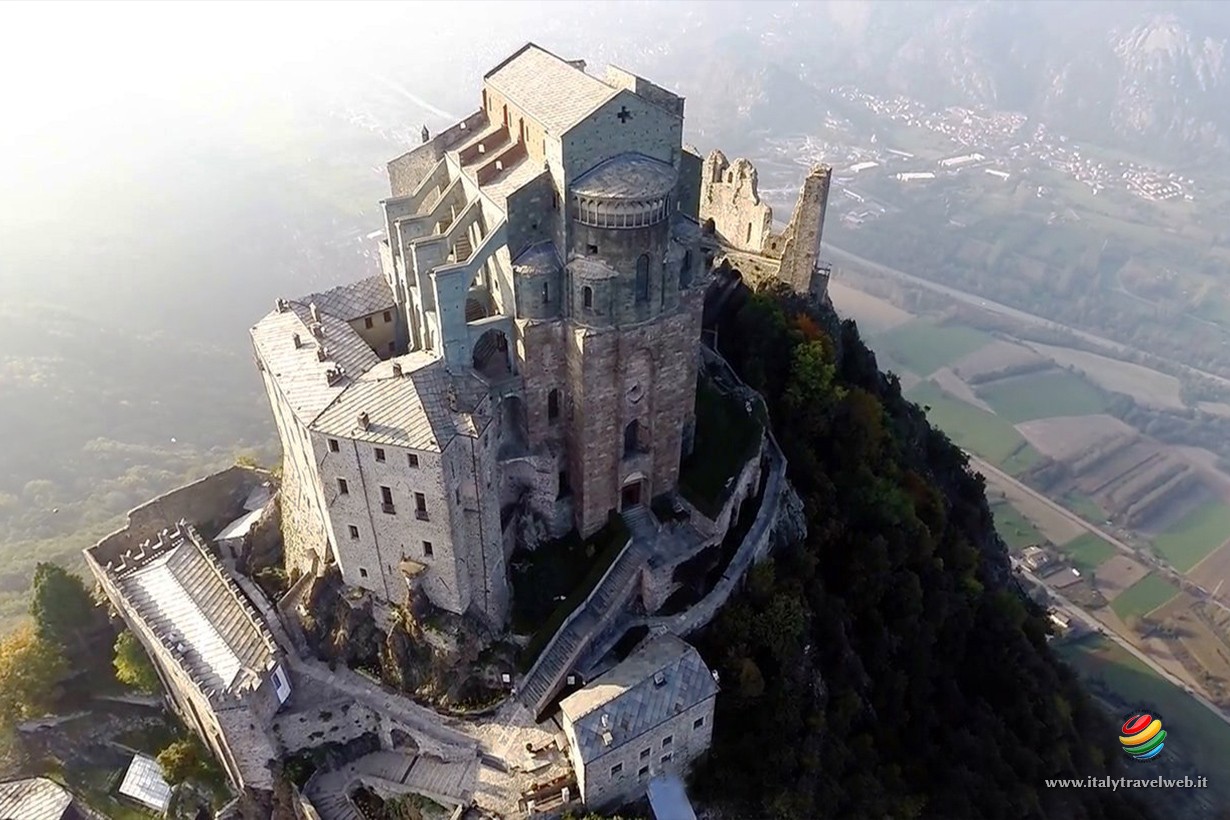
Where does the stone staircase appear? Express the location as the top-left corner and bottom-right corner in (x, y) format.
(450, 232), (473, 263)
(517, 507), (658, 717)
(308, 791), (360, 820)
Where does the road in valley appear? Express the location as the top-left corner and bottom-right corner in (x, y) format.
(825, 243), (1230, 393)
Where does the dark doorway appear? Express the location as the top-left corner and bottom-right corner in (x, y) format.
(621, 481), (642, 509)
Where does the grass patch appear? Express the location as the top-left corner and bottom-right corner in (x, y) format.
(1062, 491), (1105, 524)
(1153, 499), (1230, 573)
(512, 514), (630, 673)
(873, 319), (992, 376)
(679, 377), (763, 519)
(907, 380), (1043, 472)
(975, 368), (1109, 423)
(1110, 573), (1181, 619)
(990, 501), (1048, 552)
(1056, 634), (1230, 803)
(1061, 533), (1118, 573)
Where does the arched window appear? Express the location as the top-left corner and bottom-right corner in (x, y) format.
(583, 286), (593, 310)
(746, 222), (753, 245)
(542, 281), (550, 305)
(547, 389), (560, 421)
(635, 254), (650, 303)
(680, 250), (693, 288)
(624, 419), (640, 456)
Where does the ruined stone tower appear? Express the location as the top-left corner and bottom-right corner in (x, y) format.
(776, 164), (832, 299)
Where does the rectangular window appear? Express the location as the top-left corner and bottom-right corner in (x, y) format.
(586, 243), (598, 254)
(359, 567), (368, 578)
(661, 753), (672, 764)
(407, 453), (419, 468)
(557, 470), (570, 500)
(662, 735), (673, 748)
(364, 316), (374, 329)
(381, 486), (395, 514)
(374, 448), (386, 462)
(610, 763), (622, 777)
(638, 765), (649, 778)
(640, 748), (650, 761)
(415, 492), (428, 520)
(693, 716), (704, 730)
(547, 389), (559, 421)
(337, 478), (349, 495)
(423, 541), (434, 557)
(328, 438), (340, 453)
(348, 525), (359, 540)
(383, 310), (392, 323)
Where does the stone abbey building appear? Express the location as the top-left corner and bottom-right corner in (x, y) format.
(253, 43), (830, 637)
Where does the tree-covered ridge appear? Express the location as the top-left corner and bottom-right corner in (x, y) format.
(693, 282), (1154, 820)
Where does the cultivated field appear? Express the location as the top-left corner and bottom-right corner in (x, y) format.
(1109, 573), (1181, 619)
(1152, 498), (1230, 573)
(828, 279), (914, 334)
(989, 500), (1049, 551)
(975, 368), (1110, 423)
(930, 366), (994, 413)
(982, 471), (1085, 546)
(908, 380), (1042, 473)
(1188, 540), (1230, 603)
(1025, 341), (1185, 410)
(1061, 532), (1118, 573)
(1091, 554), (1151, 602)
(1016, 414), (1135, 461)
(873, 319), (993, 377)
(1151, 594), (1230, 705)
(950, 339), (1047, 382)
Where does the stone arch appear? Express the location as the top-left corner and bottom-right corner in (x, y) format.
(582, 285), (593, 310)
(623, 419), (642, 457)
(635, 254), (650, 302)
(472, 328), (511, 379)
(620, 471), (647, 510)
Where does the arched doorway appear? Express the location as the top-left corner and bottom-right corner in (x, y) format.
(472, 328), (511, 379)
(620, 474), (646, 510)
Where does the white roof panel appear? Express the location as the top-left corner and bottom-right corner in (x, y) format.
(118, 754), (173, 813)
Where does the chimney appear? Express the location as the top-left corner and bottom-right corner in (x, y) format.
(392, 362), (403, 377)
(309, 302), (321, 323)
(316, 345), (327, 362)
(275, 298), (288, 312)
(358, 411), (370, 430)
(292, 332), (302, 349)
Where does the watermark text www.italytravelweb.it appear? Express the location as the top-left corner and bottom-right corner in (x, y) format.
(1044, 775), (1208, 790)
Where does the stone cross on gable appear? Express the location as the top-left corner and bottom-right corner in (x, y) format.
(616, 106), (632, 123)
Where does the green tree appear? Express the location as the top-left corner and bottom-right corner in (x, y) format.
(29, 562), (98, 654)
(0, 624), (67, 730)
(113, 630), (161, 693)
(157, 737), (210, 785)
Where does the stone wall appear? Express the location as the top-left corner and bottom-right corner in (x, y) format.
(562, 92), (682, 188)
(698, 150), (773, 253)
(387, 110), (487, 198)
(676, 146), (703, 221)
(775, 165), (833, 300)
(273, 700), (383, 755)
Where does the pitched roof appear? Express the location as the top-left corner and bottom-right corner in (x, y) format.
(311, 353), (492, 452)
(110, 524), (279, 703)
(485, 44), (618, 136)
(251, 301), (381, 426)
(0, 778), (81, 820)
(304, 275), (395, 322)
(560, 634), (718, 763)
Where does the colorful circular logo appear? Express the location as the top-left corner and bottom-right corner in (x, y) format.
(1119, 713), (1166, 760)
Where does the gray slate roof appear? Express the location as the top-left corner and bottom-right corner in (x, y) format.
(511, 241), (562, 278)
(312, 353), (492, 452)
(572, 153), (678, 200)
(0, 778), (84, 820)
(304, 275), (395, 322)
(110, 524), (279, 704)
(251, 301), (381, 426)
(485, 44), (618, 136)
(560, 634), (718, 763)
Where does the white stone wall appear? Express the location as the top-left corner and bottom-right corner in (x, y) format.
(567, 695), (716, 810)
(310, 430), (465, 615)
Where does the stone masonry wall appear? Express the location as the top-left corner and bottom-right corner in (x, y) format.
(387, 110), (487, 198)
(776, 165), (833, 299)
(699, 150), (773, 252)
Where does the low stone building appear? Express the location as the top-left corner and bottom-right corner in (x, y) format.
(0, 777), (105, 820)
(559, 634), (718, 811)
(86, 522), (289, 792)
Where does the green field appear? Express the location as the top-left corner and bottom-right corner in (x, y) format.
(872, 319), (992, 377)
(1062, 491), (1105, 524)
(1061, 532), (1118, 573)
(1153, 499), (1230, 573)
(990, 501), (1049, 552)
(1110, 573), (1181, 619)
(1056, 634), (1230, 801)
(907, 380), (1043, 474)
(975, 368), (1110, 424)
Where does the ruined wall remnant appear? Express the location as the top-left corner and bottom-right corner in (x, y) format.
(699, 150), (774, 252)
(775, 164), (833, 300)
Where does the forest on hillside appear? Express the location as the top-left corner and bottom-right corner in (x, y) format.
(691, 280), (1158, 819)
